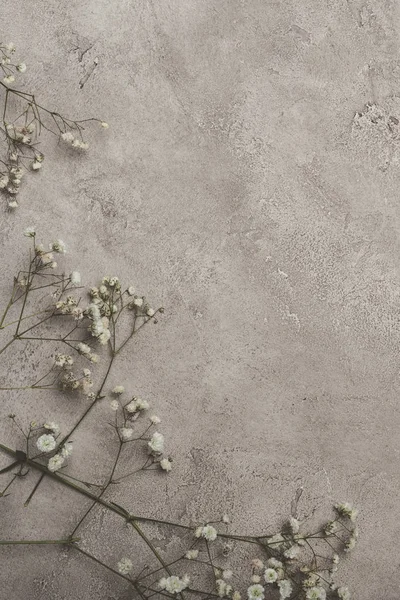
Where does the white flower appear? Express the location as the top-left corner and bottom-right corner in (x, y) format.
(185, 549), (199, 559)
(150, 415), (161, 424)
(36, 434), (56, 453)
(16, 63), (27, 72)
(283, 544), (301, 559)
(334, 502), (358, 522)
(146, 308), (155, 317)
(3, 75), (15, 84)
(5, 43), (15, 52)
(233, 593), (242, 600)
(44, 422), (60, 436)
(264, 568), (278, 583)
(77, 343), (90, 355)
(159, 575), (189, 594)
(195, 524), (217, 541)
(24, 226), (35, 237)
(127, 286), (135, 295)
(50, 239), (66, 254)
(278, 580), (292, 600)
(160, 458), (172, 472)
(31, 161), (42, 170)
(247, 584), (264, 600)
(117, 557), (133, 575)
(267, 533), (284, 548)
(100, 121), (109, 128)
(61, 442), (73, 458)
(113, 385), (125, 395)
(289, 516), (300, 534)
(120, 427), (134, 441)
(267, 558), (283, 569)
(337, 587), (351, 600)
(306, 588), (326, 600)
(48, 454), (64, 472)
(70, 271), (81, 285)
(148, 431), (164, 454)
(222, 513), (230, 524)
(110, 400), (119, 411)
(133, 296), (143, 307)
(98, 329), (111, 345)
(61, 131), (74, 143)
(251, 575), (261, 583)
(251, 559), (264, 570)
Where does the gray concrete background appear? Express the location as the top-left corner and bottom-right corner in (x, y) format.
(1, 1), (400, 598)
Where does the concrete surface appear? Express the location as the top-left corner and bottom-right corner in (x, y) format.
(1, 1), (400, 598)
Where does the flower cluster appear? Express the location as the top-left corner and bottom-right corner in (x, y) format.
(36, 422), (73, 472)
(0, 42), (107, 207)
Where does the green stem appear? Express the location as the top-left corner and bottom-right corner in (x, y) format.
(0, 538), (80, 545)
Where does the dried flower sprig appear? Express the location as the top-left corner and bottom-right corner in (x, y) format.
(0, 233), (358, 600)
(0, 42), (108, 208)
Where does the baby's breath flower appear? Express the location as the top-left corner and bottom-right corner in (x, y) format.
(70, 271), (81, 285)
(133, 296), (143, 307)
(233, 592), (241, 600)
(31, 160), (42, 170)
(334, 502), (358, 522)
(337, 587), (351, 600)
(160, 457), (172, 472)
(110, 399), (119, 411)
(61, 442), (73, 458)
(16, 62), (26, 72)
(117, 557), (133, 575)
(44, 422), (60, 435)
(267, 533), (285, 548)
(278, 580), (292, 600)
(159, 575), (189, 594)
(24, 226), (35, 237)
(247, 584), (264, 600)
(284, 544), (301, 559)
(36, 434), (56, 453)
(146, 308), (155, 317)
(289, 516), (300, 534)
(148, 431), (164, 454)
(266, 558), (282, 569)
(251, 559), (264, 570)
(251, 575), (261, 583)
(113, 385), (125, 395)
(120, 427), (134, 441)
(3, 74), (15, 84)
(48, 454), (64, 472)
(306, 587), (326, 600)
(264, 568), (278, 583)
(150, 415), (161, 424)
(195, 524), (217, 542)
(61, 131), (74, 143)
(100, 121), (109, 128)
(50, 239), (66, 254)
(185, 549), (199, 559)
(128, 286), (135, 295)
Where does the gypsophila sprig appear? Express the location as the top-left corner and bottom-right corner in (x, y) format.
(0, 42), (108, 208)
(0, 233), (359, 600)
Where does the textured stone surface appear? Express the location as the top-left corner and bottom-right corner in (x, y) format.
(1, 1), (400, 598)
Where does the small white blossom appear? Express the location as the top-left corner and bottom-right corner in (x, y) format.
(247, 584), (265, 600)
(100, 121), (109, 128)
(120, 427), (134, 441)
(278, 580), (292, 600)
(233, 592), (242, 600)
(16, 63), (26, 72)
(70, 271), (81, 285)
(36, 434), (56, 453)
(284, 544), (301, 559)
(31, 160), (42, 170)
(24, 226), (35, 237)
(110, 399), (119, 411)
(160, 458), (172, 472)
(264, 568), (278, 583)
(133, 296), (143, 307)
(113, 385), (125, 395)
(251, 559), (264, 570)
(159, 575), (189, 594)
(44, 422), (60, 435)
(127, 286), (135, 295)
(334, 502), (358, 522)
(150, 415), (161, 424)
(148, 431), (164, 454)
(185, 549), (199, 559)
(61, 131), (74, 143)
(61, 442), (73, 458)
(337, 587), (351, 600)
(289, 516), (300, 534)
(48, 454), (64, 472)
(3, 75), (15, 84)
(117, 557), (133, 575)
(306, 588), (326, 600)
(146, 308), (155, 317)
(50, 239), (66, 254)
(195, 524), (217, 541)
